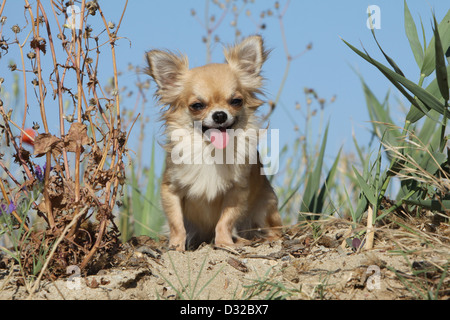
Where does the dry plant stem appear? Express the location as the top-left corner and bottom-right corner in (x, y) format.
(79, 2), (129, 269)
(29, 207), (88, 296)
(98, 3), (125, 131)
(365, 206), (374, 250)
(0, 0), (6, 17)
(75, 0), (86, 206)
(202, 0), (229, 63)
(32, 1), (50, 134)
(0, 161), (21, 187)
(114, 0), (128, 32)
(17, 31), (32, 147)
(80, 218), (106, 270)
(79, 88), (99, 149)
(49, 1), (110, 131)
(66, 0), (86, 239)
(39, 1), (71, 181)
(263, 0), (310, 121)
(25, 0), (55, 228)
(0, 106), (33, 180)
(92, 136), (111, 185)
(7, 118), (34, 141)
(98, 2), (127, 196)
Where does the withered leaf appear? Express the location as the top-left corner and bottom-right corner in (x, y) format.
(227, 257), (248, 273)
(13, 147), (31, 163)
(33, 133), (63, 157)
(64, 122), (90, 153)
(91, 145), (103, 164)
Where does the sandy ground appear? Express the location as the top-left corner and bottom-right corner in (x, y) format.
(1, 222), (448, 300)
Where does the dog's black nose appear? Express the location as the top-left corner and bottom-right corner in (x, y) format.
(212, 111), (228, 124)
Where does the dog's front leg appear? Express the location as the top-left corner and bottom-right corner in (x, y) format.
(215, 186), (248, 247)
(161, 182), (186, 251)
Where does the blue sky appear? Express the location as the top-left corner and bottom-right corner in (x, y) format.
(1, 0), (449, 177)
(115, 0), (448, 157)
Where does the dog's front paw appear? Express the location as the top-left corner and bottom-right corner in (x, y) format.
(169, 235), (186, 251)
(214, 234), (235, 248)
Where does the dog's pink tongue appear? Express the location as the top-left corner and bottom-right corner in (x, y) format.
(210, 130), (229, 149)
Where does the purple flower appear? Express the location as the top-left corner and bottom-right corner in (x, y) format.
(35, 164), (54, 182)
(0, 201), (16, 216)
(35, 165), (44, 182)
(8, 201), (16, 213)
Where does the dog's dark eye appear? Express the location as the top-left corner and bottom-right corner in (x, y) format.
(230, 98), (243, 107)
(190, 102), (205, 111)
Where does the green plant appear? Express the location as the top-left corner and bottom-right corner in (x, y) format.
(299, 123), (342, 220)
(0, 182), (54, 291)
(342, 3), (450, 239)
(276, 89), (340, 223)
(120, 139), (165, 241)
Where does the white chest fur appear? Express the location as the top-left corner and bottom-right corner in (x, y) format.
(171, 162), (247, 201)
(167, 126), (256, 201)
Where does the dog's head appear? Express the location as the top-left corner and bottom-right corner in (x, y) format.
(145, 35), (268, 142)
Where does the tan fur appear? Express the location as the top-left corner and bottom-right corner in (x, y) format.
(146, 36), (282, 250)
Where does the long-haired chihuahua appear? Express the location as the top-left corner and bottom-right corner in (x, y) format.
(145, 35), (282, 250)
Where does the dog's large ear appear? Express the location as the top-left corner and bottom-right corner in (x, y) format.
(224, 35), (268, 90)
(145, 50), (189, 104)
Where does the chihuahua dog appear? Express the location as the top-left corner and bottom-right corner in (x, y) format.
(145, 35), (282, 250)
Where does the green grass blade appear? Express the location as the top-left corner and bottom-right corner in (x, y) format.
(142, 153), (155, 233)
(421, 9), (450, 77)
(344, 40), (426, 120)
(352, 165), (377, 206)
(300, 123), (329, 214)
(359, 76), (402, 152)
(278, 179), (303, 212)
(130, 163), (143, 236)
(404, 0), (424, 68)
(403, 199), (450, 212)
(315, 147), (342, 214)
(369, 21), (405, 77)
(142, 139), (163, 238)
(433, 14), (449, 102)
(420, 16), (427, 58)
(120, 182), (131, 242)
(342, 39), (446, 122)
(352, 130), (368, 168)
(419, 150), (446, 176)
(406, 65), (450, 123)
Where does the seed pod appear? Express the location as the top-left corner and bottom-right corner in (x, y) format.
(27, 51), (36, 59)
(11, 24), (20, 33)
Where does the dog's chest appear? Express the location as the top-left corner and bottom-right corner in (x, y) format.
(172, 162), (246, 201)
